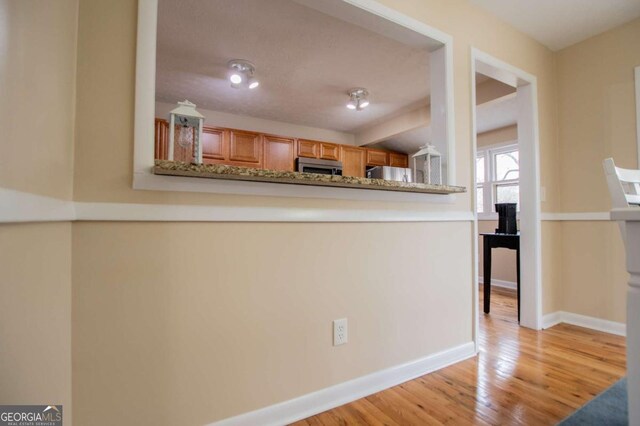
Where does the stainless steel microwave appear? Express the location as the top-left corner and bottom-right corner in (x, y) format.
(296, 158), (343, 176)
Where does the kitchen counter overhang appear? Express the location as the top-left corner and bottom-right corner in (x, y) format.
(153, 160), (466, 195)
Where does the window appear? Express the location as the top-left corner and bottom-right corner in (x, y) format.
(476, 143), (519, 216)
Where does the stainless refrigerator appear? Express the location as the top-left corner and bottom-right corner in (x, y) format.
(367, 166), (413, 183)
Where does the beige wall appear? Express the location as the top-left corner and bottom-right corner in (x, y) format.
(559, 221), (627, 322)
(553, 18), (640, 322)
(0, 1), (76, 422)
(476, 78), (516, 105)
(12, 0), (640, 424)
(0, 0), (77, 200)
(478, 125), (518, 148)
(68, 0), (560, 423)
(72, 221), (472, 425)
(0, 223), (72, 417)
(557, 18), (640, 213)
(541, 222), (563, 315)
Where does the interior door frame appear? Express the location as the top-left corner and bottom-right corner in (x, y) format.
(471, 48), (543, 337)
(635, 66), (640, 167)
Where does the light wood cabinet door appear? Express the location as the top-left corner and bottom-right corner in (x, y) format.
(340, 146), (366, 177)
(389, 152), (409, 168)
(264, 136), (295, 171)
(298, 139), (319, 158)
(202, 127), (227, 162)
(320, 143), (340, 161)
(154, 119), (168, 160)
(366, 149), (389, 166)
(229, 130), (262, 166)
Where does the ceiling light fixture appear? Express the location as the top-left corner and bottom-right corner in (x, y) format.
(346, 88), (370, 111)
(227, 59), (259, 90)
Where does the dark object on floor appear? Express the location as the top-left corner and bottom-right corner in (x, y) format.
(480, 232), (520, 321)
(495, 202), (518, 234)
(558, 378), (627, 425)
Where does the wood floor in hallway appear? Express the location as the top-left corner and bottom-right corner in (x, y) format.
(292, 286), (626, 425)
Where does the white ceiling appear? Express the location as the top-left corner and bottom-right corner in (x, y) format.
(156, 0), (437, 133)
(470, 0), (640, 51)
(476, 93), (517, 134)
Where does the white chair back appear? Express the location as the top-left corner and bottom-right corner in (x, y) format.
(603, 158), (640, 208)
(603, 158), (640, 243)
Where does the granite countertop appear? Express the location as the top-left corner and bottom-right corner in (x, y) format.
(153, 160), (466, 195)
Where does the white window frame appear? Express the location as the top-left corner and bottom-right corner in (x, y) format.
(476, 141), (519, 220)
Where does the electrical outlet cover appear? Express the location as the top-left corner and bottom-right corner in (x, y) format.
(333, 318), (348, 346)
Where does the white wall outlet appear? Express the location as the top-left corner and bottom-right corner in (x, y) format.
(333, 318), (348, 346)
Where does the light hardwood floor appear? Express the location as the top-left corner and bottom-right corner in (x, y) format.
(292, 286), (626, 425)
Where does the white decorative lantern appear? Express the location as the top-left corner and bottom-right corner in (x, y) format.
(412, 143), (442, 185)
(168, 100), (205, 164)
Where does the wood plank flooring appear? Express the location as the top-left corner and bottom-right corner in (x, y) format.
(293, 286), (626, 425)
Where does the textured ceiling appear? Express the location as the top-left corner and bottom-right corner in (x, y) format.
(156, 0), (434, 133)
(470, 0), (640, 51)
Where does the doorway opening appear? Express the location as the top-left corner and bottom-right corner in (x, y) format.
(471, 50), (542, 347)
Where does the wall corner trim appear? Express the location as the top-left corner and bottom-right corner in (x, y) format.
(0, 188), (75, 222)
(542, 311), (626, 336)
(540, 212), (610, 221)
(207, 341), (476, 426)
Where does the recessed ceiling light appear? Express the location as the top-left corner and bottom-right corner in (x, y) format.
(227, 59), (259, 90)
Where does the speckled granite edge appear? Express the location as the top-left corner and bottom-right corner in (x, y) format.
(153, 160), (466, 195)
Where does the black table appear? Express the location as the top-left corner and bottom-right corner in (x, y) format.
(480, 232), (520, 321)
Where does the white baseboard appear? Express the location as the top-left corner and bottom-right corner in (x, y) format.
(208, 341), (476, 426)
(477, 276), (517, 290)
(542, 311), (626, 336)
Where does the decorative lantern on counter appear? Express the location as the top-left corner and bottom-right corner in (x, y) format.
(412, 143), (442, 185)
(168, 100), (205, 164)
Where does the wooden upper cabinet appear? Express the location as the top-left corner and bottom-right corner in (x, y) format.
(154, 118), (407, 177)
(366, 149), (389, 166)
(298, 139), (319, 158)
(229, 130), (262, 166)
(154, 119), (168, 160)
(201, 127), (227, 162)
(263, 135), (295, 171)
(389, 152), (409, 168)
(340, 146), (366, 178)
(319, 143), (340, 161)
